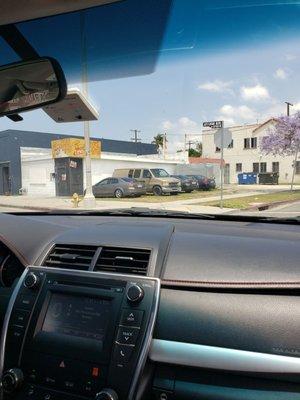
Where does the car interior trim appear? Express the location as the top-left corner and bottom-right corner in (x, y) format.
(149, 339), (300, 373)
(0, 267), (28, 378)
(161, 279), (300, 289)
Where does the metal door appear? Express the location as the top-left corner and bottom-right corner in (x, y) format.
(55, 165), (68, 196)
(69, 158), (83, 195)
(2, 165), (11, 195)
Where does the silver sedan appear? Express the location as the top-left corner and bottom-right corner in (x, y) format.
(91, 177), (147, 198)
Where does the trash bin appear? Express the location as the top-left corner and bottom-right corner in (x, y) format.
(258, 173), (279, 185)
(238, 173), (257, 184)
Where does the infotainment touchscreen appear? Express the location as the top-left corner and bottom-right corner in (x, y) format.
(42, 293), (111, 343)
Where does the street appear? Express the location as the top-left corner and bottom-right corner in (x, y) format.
(259, 200), (300, 218)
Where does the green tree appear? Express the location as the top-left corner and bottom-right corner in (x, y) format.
(152, 133), (164, 149)
(188, 142), (202, 157)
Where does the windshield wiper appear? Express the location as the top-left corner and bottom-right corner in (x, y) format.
(72, 207), (217, 219)
(16, 207), (216, 219)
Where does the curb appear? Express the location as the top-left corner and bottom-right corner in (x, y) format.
(244, 198), (300, 211)
(0, 203), (64, 211)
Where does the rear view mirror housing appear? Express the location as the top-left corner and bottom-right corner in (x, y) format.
(0, 57), (67, 117)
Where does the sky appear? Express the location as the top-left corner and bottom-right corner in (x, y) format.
(1, 0), (300, 154)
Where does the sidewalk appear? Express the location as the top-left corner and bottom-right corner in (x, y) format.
(0, 191), (267, 215)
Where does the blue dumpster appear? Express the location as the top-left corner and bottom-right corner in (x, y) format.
(238, 173), (257, 184)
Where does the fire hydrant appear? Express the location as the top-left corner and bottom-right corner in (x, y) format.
(71, 193), (82, 208)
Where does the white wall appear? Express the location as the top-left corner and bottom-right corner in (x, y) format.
(88, 156), (178, 186)
(20, 147), (180, 196)
(175, 164), (221, 186)
(202, 123), (300, 184)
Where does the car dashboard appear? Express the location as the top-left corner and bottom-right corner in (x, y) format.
(0, 212), (300, 400)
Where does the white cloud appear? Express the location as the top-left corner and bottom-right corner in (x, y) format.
(198, 80), (232, 93)
(218, 104), (258, 125)
(161, 116), (199, 133)
(274, 68), (288, 80)
(161, 120), (174, 130)
(178, 116), (197, 128)
(159, 117), (201, 153)
(285, 53), (297, 61)
(240, 84), (270, 101)
(291, 102), (300, 112)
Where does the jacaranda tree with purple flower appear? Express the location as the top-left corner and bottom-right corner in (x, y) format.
(261, 112), (300, 190)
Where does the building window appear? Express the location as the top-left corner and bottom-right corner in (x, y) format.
(272, 162), (279, 173)
(296, 161), (300, 175)
(228, 140), (234, 149)
(260, 162), (267, 173)
(244, 137), (257, 149)
(253, 162), (259, 173)
(251, 137), (257, 149)
(215, 146), (221, 153)
(236, 163), (242, 172)
(244, 138), (250, 149)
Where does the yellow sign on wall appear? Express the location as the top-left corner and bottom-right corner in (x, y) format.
(51, 138), (101, 159)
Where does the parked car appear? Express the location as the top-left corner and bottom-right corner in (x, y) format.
(113, 168), (181, 195)
(86, 177), (146, 198)
(186, 174), (216, 190)
(170, 175), (198, 193)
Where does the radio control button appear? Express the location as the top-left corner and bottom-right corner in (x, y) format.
(11, 309), (30, 326)
(116, 326), (139, 345)
(113, 344), (133, 363)
(15, 293), (35, 310)
(120, 309), (144, 327)
(8, 324), (25, 340)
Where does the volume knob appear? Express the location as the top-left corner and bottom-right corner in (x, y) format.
(95, 388), (118, 400)
(24, 272), (39, 289)
(2, 368), (23, 393)
(126, 284), (144, 303)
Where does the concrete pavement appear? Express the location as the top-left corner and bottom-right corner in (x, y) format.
(0, 184), (299, 215)
(0, 189), (270, 214)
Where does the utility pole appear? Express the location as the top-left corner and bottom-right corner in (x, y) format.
(285, 101), (293, 116)
(184, 133), (187, 162)
(130, 129), (141, 155)
(80, 11), (95, 207)
(220, 124), (224, 209)
(285, 101), (298, 191)
(162, 132), (167, 159)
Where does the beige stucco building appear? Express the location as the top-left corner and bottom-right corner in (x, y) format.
(202, 119), (300, 184)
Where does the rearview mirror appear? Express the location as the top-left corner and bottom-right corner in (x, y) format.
(0, 57), (67, 117)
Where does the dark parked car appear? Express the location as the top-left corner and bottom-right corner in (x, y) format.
(186, 175), (216, 190)
(170, 175), (198, 193)
(88, 177), (146, 198)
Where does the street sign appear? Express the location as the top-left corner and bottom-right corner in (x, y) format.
(203, 120), (223, 129)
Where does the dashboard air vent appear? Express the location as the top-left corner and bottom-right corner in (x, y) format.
(95, 247), (151, 276)
(43, 244), (98, 270)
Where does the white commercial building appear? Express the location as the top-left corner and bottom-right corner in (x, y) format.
(202, 119), (300, 184)
(21, 148), (180, 196)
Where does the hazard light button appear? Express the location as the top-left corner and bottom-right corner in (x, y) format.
(120, 309), (144, 327)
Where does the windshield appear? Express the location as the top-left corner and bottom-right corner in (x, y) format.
(0, 0), (300, 220)
(150, 169), (170, 178)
